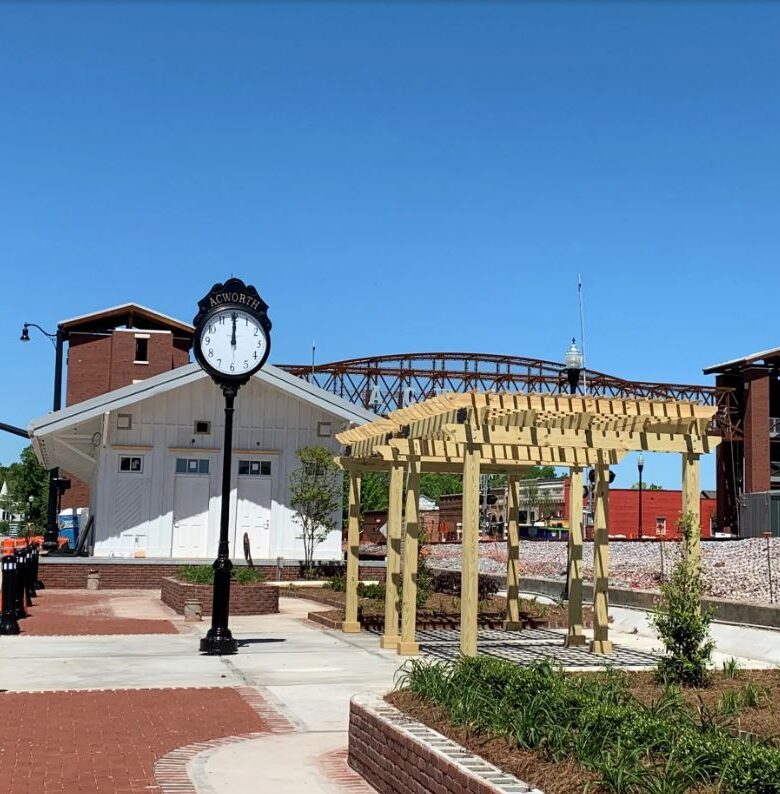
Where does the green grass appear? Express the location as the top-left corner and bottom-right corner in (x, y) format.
(396, 656), (780, 793)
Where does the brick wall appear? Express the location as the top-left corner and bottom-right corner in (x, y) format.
(39, 560), (386, 589)
(349, 700), (506, 794)
(160, 577), (278, 616)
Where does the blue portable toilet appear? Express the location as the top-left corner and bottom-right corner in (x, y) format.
(58, 510), (80, 548)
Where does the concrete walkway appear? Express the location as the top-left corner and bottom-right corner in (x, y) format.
(5, 592), (780, 793)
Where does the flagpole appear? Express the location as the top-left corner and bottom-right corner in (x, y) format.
(578, 275), (587, 394)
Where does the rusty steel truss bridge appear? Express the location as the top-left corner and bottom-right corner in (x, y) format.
(278, 352), (741, 439)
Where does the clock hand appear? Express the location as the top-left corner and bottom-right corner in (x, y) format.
(230, 313), (237, 348)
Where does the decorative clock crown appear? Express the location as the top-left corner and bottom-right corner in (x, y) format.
(193, 277), (272, 334)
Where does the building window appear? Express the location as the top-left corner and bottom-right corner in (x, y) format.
(317, 421), (332, 438)
(175, 458), (210, 475)
(194, 420), (211, 435)
(119, 456), (143, 473)
(116, 414), (132, 430)
(238, 460), (272, 476)
(134, 336), (149, 363)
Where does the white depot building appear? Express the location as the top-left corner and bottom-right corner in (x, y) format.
(28, 362), (376, 560)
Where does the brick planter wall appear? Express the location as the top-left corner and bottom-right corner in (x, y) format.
(348, 694), (538, 794)
(160, 577), (279, 616)
(39, 559), (385, 590)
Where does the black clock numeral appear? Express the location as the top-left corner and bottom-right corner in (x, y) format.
(219, 315), (225, 324)
(253, 328), (258, 336)
(253, 351), (258, 359)
(257, 340), (263, 348)
(209, 325), (216, 334)
(243, 360), (249, 369)
(204, 336), (210, 344)
(208, 349), (213, 357)
(230, 363), (235, 372)
(216, 359), (221, 366)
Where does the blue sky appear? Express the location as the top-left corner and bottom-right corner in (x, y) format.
(1, 2), (779, 489)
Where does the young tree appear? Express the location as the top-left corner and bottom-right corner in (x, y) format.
(290, 446), (342, 571)
(650, 511), (714, 687)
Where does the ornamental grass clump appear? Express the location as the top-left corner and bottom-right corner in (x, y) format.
(650, 511), (714, 687)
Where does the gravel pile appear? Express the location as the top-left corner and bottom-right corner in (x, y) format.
(425, 538), (780, 605)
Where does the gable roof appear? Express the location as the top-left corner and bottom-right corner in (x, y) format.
(28, 362), (378, 438)
(704, 346), (780, 375)
(59, 303), (194, 335)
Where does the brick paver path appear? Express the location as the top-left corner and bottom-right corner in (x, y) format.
(19, 591), (177, 636)
(0, 687), (268, 793)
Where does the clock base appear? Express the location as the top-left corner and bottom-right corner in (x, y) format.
(199, 628), (238, 656)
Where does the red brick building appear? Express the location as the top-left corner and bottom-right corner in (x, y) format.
(561, 480), (716, 540)
(704, 348), (780, 535)
(59, 304), (194, 508)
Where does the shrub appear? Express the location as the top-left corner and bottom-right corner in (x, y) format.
(432, 570), (500, 601)
(650, 511), (714, 687)
(177, 565), (214, 585)
(177, 564), (266, 585)
(233, 567), (266, 585)
(357, 582), (385, 600)
(326, 575), (346, 592)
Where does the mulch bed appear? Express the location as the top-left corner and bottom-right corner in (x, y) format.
(387, 670), (780, 794)
(297, 588), (596, 632)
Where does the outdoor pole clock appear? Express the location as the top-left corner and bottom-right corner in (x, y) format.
(193, 278), (272, 388)
(192, 278), (272, 656)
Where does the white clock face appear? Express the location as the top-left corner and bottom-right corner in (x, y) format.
(199, 309), (268, 377)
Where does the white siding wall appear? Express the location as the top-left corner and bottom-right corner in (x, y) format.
(93, 376), (347, 559)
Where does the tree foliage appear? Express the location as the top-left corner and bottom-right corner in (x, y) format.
(630, 481), (663, 490)
(1, 446), (49, 528)
(290, 446), (342, 569)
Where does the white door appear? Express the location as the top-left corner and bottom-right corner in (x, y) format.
(172, 476), (210, 557)
(234, 478), (271, 560)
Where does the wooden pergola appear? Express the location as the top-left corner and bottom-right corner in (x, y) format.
(335, 392), (719, 658)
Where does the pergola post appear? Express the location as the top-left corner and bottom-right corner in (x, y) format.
(380, 462), (404, 649)
(565, 467), (586, 647)
(682, 453), (701, 572)
(342, 470), (362, 633)
(504, 474), (522, 631)
(590, 457), (613, 655)
(461, 441), (481, 657)
(398, 455), (421, 655)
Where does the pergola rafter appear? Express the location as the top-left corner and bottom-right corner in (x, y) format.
(336, 391), (720, 659)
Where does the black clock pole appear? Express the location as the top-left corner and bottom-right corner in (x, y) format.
(200, 384), (239, 655)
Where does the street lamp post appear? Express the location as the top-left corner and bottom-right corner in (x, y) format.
(563, 338), (584, 396)
(21, 323), (66, 551)
(192, 278), (272, 656)
(561, 339), (585, 600)
(637, 454), (645, 540)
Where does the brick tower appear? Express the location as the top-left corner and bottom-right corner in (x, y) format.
(59, 304), (193, 508)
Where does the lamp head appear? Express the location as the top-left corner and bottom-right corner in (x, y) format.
(638, 454), (645, 471)
(20, 324), (30, 342)
(564, 338), (583, 371)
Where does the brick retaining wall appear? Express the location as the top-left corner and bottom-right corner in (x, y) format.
(39, 559), (385, 589)
(348, 694), (538, 794)
(160, 577), (279, 616)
